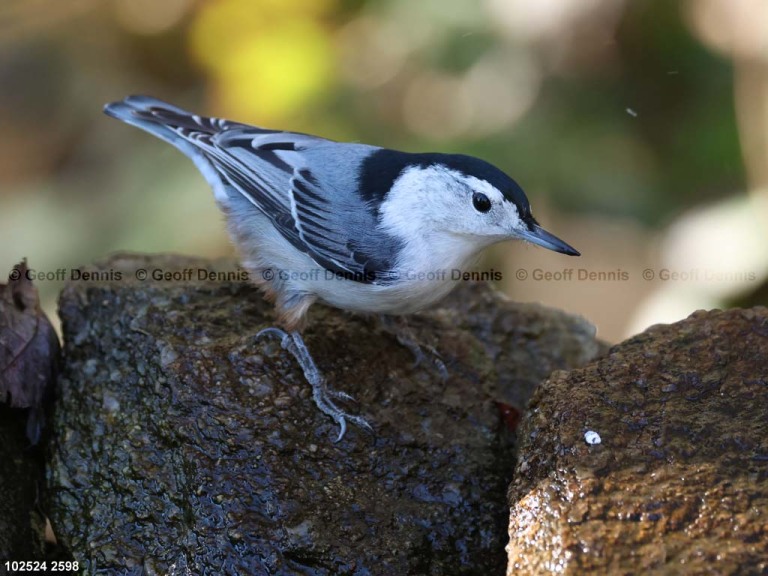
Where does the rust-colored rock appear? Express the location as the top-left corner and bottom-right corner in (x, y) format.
(507, 308), (768, 575)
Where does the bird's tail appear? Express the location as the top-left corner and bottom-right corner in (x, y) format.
(104, 94), (221, 147)
(104, 95), (231, 203)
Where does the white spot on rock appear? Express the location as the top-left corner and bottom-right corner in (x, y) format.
(584, 430), (602, 445)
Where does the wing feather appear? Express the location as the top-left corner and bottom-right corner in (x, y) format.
(105, 96), (401, 284)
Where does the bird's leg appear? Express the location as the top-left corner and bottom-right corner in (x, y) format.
(256, 327), (372, 442)
(378, 316), (449, 380)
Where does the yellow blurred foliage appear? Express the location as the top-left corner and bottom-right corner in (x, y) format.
(188, 0), (337, 123)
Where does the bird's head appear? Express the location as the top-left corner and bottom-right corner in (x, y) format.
(374, 152), (579, 257)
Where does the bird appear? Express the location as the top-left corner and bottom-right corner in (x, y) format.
(104, 95), (579, 441)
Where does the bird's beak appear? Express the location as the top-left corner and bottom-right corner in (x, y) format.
(518, 223), (580, 256)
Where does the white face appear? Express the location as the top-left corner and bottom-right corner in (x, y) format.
(379, 165), (530, 247)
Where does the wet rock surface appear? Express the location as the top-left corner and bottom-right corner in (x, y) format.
(47, 253), (599, 575)
(507, 308), (768, 575)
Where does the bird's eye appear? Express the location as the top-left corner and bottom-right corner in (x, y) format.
(472, 192), (492, 213)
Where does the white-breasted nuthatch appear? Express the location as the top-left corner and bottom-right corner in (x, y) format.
(104, 95), (579, 441)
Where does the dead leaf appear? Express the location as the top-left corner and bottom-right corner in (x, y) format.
(0, 259), (60, 441)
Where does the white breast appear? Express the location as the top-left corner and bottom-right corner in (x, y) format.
(226, 163), (491, 316)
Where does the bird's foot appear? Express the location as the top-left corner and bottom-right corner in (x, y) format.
(256, 327), (372, 442)
(378, 316), (449, 380)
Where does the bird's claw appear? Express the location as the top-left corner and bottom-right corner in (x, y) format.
(379, 316), (449, 381)
(329, 389), (357, 402)
(332, 414), (374, 442)
(256, 327), (371, 441)
(410, 343), (449, 380)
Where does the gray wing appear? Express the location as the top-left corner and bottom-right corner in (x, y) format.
(286, 160), (402, 283)
(104, 95), (401, 284)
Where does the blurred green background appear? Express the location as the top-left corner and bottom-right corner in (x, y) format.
(1, 0), (766, 342)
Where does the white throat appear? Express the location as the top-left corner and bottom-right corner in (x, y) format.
(377, 165), (496, 276)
